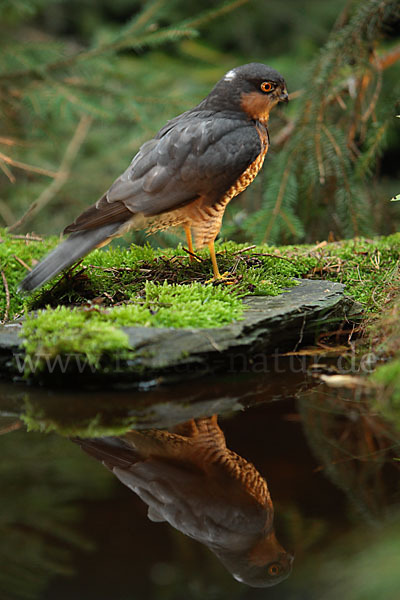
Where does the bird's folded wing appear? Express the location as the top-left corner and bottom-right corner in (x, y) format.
(65, 112), (261, 233)
(113, 460), (267, 543)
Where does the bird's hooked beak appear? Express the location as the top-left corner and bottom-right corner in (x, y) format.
(279, 87), (289, 103)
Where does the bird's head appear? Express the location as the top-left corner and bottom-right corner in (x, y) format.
(215, 529), (294, 588)
(205, 63), (288, 124)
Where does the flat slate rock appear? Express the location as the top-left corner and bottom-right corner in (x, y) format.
(0, 279), (362, 387)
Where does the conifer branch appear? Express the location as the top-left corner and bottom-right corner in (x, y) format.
(262, 154), (295, 243)
(256, 0), (400, 243)
(0, 153), (58, 178)
(378, 43), (400, 69)
(321, 124), (359, 235)
(0, 162), (15, 183)
(362, 60), (382, 123)
(0, 0), (249, 82)
(121, 0), (167, 37)
(8, 115), (92, 232)
(179, 0), (250, 30)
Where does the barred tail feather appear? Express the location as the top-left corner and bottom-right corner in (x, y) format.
(18, 221), (125, 293)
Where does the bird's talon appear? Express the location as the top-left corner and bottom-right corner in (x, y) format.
(205, 271), (237, 285)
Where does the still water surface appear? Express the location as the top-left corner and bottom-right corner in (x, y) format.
(1, 358), (399, 600)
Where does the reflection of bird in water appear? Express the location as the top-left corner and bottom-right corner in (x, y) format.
(74, 415), (293, 587)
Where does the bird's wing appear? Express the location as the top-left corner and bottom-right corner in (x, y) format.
(73, 435), (267, 548)
(65, 112), (261, 233)
(112, 460), (267, 547)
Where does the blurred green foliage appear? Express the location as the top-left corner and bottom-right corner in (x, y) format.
(370, 295), (400, 430)
(1, 0), (399, 246)
(0, 428), (112, 600)
(286, 514), (400, 600)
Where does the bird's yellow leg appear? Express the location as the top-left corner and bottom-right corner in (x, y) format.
(208, 240), (221, 278)
(184, 225), (195, 262)
(206, 240), (236, 283)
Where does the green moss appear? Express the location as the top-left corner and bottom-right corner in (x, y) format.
(21, 409), (135, 437)
(26, 234), (400, 315)
(276, 233), (400, 310)
(3, 227), (398, 322)
(21, 306), (131, 371)
(0, 228), (58, 319)
(372, 360), (400, 398)
(135, 280), (244, 327)
(367, 295), (400, 430)
(30, 239), (314, 310)
(3, 229), (400, 380)
(20, 280), (244, 372)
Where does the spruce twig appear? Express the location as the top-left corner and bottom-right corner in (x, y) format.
(255, 0), (400, 244)
(0, 0), (249, 82)
(9, 115), (92, 232)
(0, 153), (57, 178)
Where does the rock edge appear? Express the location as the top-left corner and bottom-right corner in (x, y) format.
(0, 280), (362, 387)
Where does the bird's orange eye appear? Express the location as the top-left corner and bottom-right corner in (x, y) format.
(267, 563), (281, 576)
(260, 81), (273, 93)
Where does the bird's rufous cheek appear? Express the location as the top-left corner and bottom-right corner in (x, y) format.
(247, 531), (286, 567)
(240, 91), (279, 123)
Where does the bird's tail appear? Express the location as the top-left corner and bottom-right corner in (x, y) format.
(18, 221), (125, 293)
(72, 436), (140, 471)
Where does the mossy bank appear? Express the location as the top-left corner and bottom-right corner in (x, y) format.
(2, 229), (399, 318)
(0, 228), (399, 387)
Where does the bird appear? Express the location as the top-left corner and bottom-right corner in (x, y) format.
(19, 63), (288, 292)
(73, 415), (293, 587)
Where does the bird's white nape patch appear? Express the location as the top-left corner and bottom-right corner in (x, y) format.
(224, 69), (237, 82)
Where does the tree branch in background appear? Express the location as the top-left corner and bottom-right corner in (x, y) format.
(0, 200), (16, 226)
(256, 0), (400, 244)
(8, 115), (92, 233)
(0, 0), (249, 83)
(0, 153), (57, 179)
